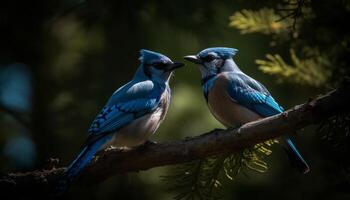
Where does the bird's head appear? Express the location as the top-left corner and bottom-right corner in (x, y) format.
(184, 47), (239, 79)
(139, 49), (184, 82)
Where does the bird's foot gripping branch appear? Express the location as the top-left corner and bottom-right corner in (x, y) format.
(0, 78), (350, 198)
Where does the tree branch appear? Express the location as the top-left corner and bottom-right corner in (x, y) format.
(1, 79), (349, 197)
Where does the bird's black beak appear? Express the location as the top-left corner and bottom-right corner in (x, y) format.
(166, 62), (184, 71)
(184, 55), (203, 64)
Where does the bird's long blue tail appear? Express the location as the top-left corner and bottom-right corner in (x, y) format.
(55, 134), (112, 195)
(282, 137), (310, 174)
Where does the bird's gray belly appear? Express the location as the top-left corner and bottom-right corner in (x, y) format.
(208, 75), (262, 127)
(105, 91), (170, 148)
(108, 109), (163, 147)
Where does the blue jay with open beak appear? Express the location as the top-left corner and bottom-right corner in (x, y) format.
(184, 47), (309, 174)
(61, 49), (184, 188)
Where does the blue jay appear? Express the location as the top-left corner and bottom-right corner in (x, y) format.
(61, 49), (184, 188)
(184, 47), (310, 174)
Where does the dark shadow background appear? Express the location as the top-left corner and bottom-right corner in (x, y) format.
(1, 0), (349, 199)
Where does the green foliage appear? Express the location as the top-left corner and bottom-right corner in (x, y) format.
(255, 49), (331, 87)
(277, 0), (312, 30)
(317, 113), (350, 188)
(163, 140), (277, 200)
(229, 1), (334, 88)
(229, 8), (289, 34)
(318, 114), (350, 146)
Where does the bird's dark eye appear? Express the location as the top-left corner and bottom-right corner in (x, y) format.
(152, 62), (167, 69)
(201, 54), (216, 62)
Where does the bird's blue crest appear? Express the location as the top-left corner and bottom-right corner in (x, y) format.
(198, 47), (238, 59)
(139, 49), (171, 64)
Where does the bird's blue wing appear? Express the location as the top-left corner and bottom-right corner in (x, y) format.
(226, 74), (283, 117)
(88, 80), (164, 136)
(88, 105), (134, 135)
(225, 73), (309, 174)
(61, 80), (164, 188)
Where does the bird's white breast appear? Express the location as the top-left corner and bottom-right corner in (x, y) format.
(207, 73), (261, 127)
(106, 90), (170, 148)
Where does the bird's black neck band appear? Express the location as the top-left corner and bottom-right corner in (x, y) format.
(201, 75), (216, 86)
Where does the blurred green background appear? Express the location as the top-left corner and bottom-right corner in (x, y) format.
(1, 0), (349, 199)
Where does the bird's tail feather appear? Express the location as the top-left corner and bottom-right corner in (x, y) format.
(281, 137), (310, 174)
(54, 134), (112, 195)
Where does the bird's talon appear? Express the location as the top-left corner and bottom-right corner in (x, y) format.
(106, 146), (118, 151)
(144, 140), (157, 145)
(138, 140), (157, 150)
